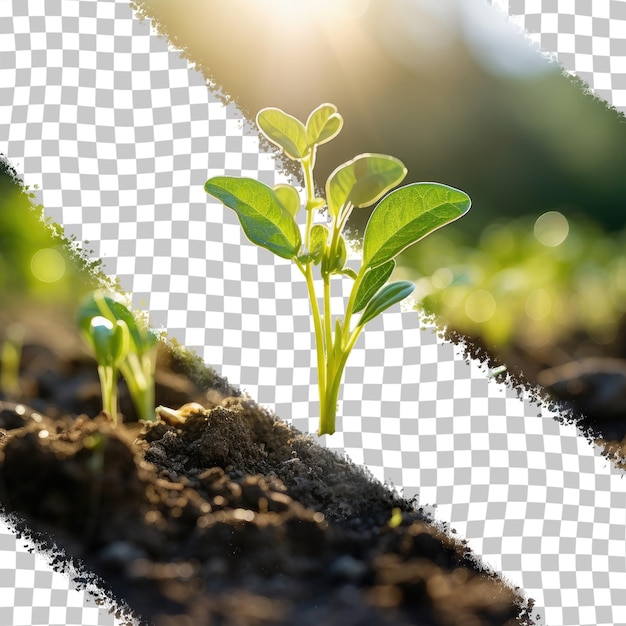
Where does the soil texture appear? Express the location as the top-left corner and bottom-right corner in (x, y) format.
(0, 309), (537, 626)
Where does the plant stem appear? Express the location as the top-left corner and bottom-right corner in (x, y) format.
(318, 323), (364, 436)
(138, 367), (155, 421)
(303, 155), (316, 250)
(299, 154), (366, 437)
(299, 156), (329, 421)
(318, 374), (339, 436)
(323, 275), (332, 361)
(343, 265), (367, 337)
(98, 365), (118, 426)
(120, 352), (157, 422)
(299, 261), (327, 404)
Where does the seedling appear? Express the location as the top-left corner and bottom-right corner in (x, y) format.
(80, 314), (128, 424)
(205, 104), (470, 435)
(78, 291), (159, 423)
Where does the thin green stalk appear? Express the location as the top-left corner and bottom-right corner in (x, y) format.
(302, 155), (316, 250)
(119, 351), (156, 422)
(296, 257), (327, 401)
(343, 265), (368, 337)
(318, 323), (365, 436)
(98, 365), (118, 425)
(299, 156), (330, 411)
(302, 155), (361, 436)
(323, 275), (332, 362)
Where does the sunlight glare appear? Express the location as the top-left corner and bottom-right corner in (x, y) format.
(257, 0), (369, 23)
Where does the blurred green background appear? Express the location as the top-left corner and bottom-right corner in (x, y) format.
(4, 0), (625, 393)
(134, 0), (626, 233)
(0, 156), (105, 310)
(132, 0), (626, 380)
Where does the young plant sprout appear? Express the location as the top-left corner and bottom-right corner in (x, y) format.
(205, 104), (471, 436)
(78, 291), (159, 423)
(81, 315), (128, 424)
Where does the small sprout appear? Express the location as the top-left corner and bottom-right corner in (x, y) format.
(78, 290), (159, 423)
(205, 103), (470, 435)
(0, 322), (24, 398)
(81, 315), (129, 424)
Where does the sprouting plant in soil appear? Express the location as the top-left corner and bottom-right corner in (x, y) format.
(80, 314), (128, 423)
(205, 103), (471, 436)
(78, 290), (159, 423)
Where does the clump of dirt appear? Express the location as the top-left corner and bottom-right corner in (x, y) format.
(0, 313), (538, 626)
(0, 399), (535, 626)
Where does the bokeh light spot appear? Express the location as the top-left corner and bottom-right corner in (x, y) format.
(465, 289), (496, 323)
(480, 222), (515, 255)
(525, 288), (552, 321)
(534, 211), (569, 247)
(431, 267), (454, 289)
(30, 248), (66, 283)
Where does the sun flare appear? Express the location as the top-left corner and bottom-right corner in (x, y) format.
(255, 0), (370, 23)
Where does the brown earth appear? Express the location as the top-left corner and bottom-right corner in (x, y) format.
(0, 308), (537, 626)
(444, 326), (626, 469)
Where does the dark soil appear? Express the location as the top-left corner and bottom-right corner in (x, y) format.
(0, 307), (537, 626)
(443, 325), (626, 469)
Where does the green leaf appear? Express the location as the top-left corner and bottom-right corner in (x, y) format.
(334, 235), (347, 272)
(326, 154), (407, 220)
(110, 320), (130, 366)
(78, 291), (147, 356)
(88, 317), (114, 365)
(273, 184), (301, 217)
(256, 107), (309, 161)
(339, 267), (358, 280)
(309, 224), (328, 264)
(333, 317), (344, 362)
(362, 183), (471, 270)
(322, 233), (347, 275)
(89, 317), (129, 366)
(353, 260), (395, 313)
(357, 281), (415, 327)
(98, 296), (141, 350)
(205, 176), (301, 260)
(306, 103), (343, 147)
(299, 224), (329, 264)
(307, 197), (326, 212)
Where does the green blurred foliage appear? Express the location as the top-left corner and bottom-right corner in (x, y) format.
(133, 0), (626, 235)
(397, 212), (626, 352)
(0, 156), (106, 306)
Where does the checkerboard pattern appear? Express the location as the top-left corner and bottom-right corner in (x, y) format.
(0, 517), (124, 625)
(0, 1), (625, 625)
(489, 0), (626, 110)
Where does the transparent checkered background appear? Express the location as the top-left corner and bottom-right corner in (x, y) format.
(1, 1), (626, 625)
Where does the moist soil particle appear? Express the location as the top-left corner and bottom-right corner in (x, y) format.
(0, 312), (537, 626)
